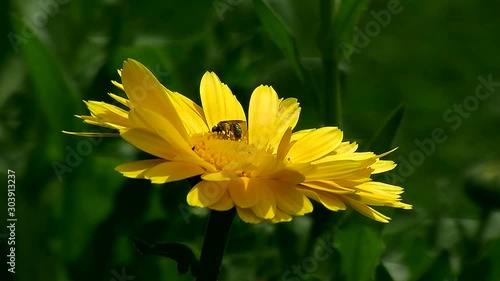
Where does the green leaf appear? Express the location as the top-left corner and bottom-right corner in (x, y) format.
(130, 237), (199, 275)
(10, 15), (80, 133)
(416, 251), (452, 281)
(331, 0), (369, 46)
(367, 104), (406, 153)
(336, 223), (384, 281)
(253, 0), (306, 82)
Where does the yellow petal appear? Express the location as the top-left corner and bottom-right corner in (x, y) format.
(298, 187), (347, 211)
(236, 207), (263, 224)
(111, 80), (124, 91)
(251, 181), (277, 219)
(62, 131), (119, 137)
(169, 91), (209, 135)
(187, 180), (229, 208)
(287, 127), (343, 163)
(144, 161), (205, 184)
(108, 93), (130, 107)
(333, 169), (374, 186)
(276, 127), (292, 161)
(371, 160), (397, 174)
(306, 159), (376, 180)
(269, 209), (293, 223)
(331, 141), (358, 155)
(76, 115), (127, 130)
(268, 168), (305, 185)
(209, 190), (235, 211)
(290, 129), (314, 142)
(121, 59), (189, 140)
(301, 180), (353, 194)
(269, 98), (301, 152)
(248, 85), (279, 150)
(227, 177), (259, 208)
(120, 129), (178, 160)
(200, 72), (246, 129)
(340, 196), (391, 223)
(115, 159), (166, 178)
(201, 171), (233, 181)
(273, 185), (313, 215)
(84, 100), (130, 128)
(128, 107), (200, 161)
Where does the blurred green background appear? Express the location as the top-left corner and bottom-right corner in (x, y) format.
(1, 0), (500, 280)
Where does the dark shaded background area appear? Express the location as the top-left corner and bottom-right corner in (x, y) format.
(1, 0), (500, 280)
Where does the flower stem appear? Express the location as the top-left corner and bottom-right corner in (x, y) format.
(319, 0), (342, 127)
(196, 208), (236, 281)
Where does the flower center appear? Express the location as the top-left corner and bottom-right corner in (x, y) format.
(190, 132), (279, 177)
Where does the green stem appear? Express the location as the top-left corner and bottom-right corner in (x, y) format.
(319, 0), (342, 127)
(196, 209), (236, 281)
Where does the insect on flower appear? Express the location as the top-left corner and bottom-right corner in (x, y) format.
(211, 120), (246, 140)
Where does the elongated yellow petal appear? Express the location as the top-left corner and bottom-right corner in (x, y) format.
(111, 80), (124, 91)
(269, 98), (301, 152)
(306, 159), (376, 180)
(297, 187), (347, 211)
(108, 93), (129, 107)
(268, 168), (305, 185)
(339, 196), (391, 223)
(128, 107), (199, 160)
(270, 209), (293, 223)
(287, 127), (343, 163)
(200, 72), (246, 128)
(236, 207), (263, 224)
(276, 128), (292, 161)
(62, 131), (119, 137)
(209, 190), (234, 211)
(169, 91), (209, 135)
(248, 85), (279, 150)
(121, 59), (189, 140)
(115, 159), (167, 178)
(301, 180), (354, 194)
(187, 181), (229, 208)
(371, 160), (397, 174)
(290, 129), (314, 142)
(272, 185), (313, 215)
(251, 180), (277, 219)
(84, 100), (130, 128)
(120, 129), (178, 160)
(227, 177), (259, 208)
(144, 161), (205, 184)
(201, 171), (233, 181)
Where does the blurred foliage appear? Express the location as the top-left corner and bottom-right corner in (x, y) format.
(1, 0), (500, 280)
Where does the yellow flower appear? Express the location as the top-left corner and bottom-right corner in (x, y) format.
(65, 59), (411, 223)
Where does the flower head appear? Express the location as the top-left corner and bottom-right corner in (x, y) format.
(65, 59), (411, 223)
